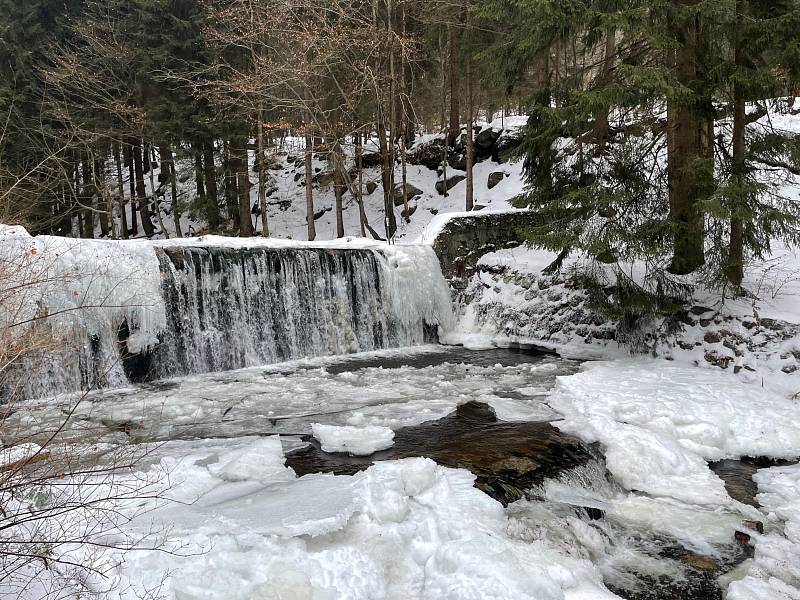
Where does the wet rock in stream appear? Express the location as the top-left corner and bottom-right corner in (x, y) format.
(286, 400), (595, 505)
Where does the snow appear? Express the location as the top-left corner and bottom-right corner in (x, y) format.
(311, 423), (395, 455)
(104, 452), (618, 600)
(549, 360), (800, 505)
(728, 463), (800, 599)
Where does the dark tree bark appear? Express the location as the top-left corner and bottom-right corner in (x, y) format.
(446, 23), (462, 147)
(333, 140), (346, 238)
(727, 0), (747, 289)
(80, 156), (94, 239)
(203, 141), (220, 231)
(304, 119), (316, 241)
(667, 7), (706, 275)
(132, 138), (155, 238)
(124, 140), (138, 236)
(465, 56), (475, 211)
(113, 141), (128, 239)
(229, 137), (254, 236)
(160, 144), (182, 238)
(355, 133), (367, 236)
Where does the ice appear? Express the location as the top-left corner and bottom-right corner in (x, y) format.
(311, 423), (395, 455)
(727, 463), (800, 599)
(105, 452), (619, 600)
(1, 226), (454, 398)
(549, 359), (800, 505)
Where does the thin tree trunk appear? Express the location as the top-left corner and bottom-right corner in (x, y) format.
(447, 23), (462, 146)
(355, 133), (367, 236)
(195, 149), (206, 204)
(333, 140), (346, 238)
(230, 137), (254, 236)
(727, 0), (747, 288)
(124, 140), (138, 236)
(304, 116), (316, 241)
(400, 136), (410, 223)
(113, 141), (128, 239)
(80, 156), (94, 238)
(132, 138), (155, 237)
(95, 158), (112, 238)
(257, 104), (270, 237)
(203, 141), (220, 231)
(160, 145), (182, 238)
(223, 140), (238, 231)
(150, 146), (169, 238)
(594, 28), (616, 146)
(465, 55), (475, 211)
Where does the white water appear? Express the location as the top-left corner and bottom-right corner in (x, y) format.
(0, 228), (453, 399)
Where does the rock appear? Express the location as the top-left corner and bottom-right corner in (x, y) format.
(313, 207), (331, 220)
(435, 174), (466, 195)
(293, 172), (303, 182)
(365, 181), (378, 195)
(691, 305), (715, 316)
(314, 171), (334, 187)
(448, 154), (467, 171)
(704, 331), (722, 344)
(475, 127), (501, 148)
(360, 152), (383, 168)
(473, 204), (487, 211)
(401, 203), (417, 219)
(487, 171), (506, 190)
(495, 135), (522, 163)
(407, 139), (445, 171)
(392, 183), (424, 206)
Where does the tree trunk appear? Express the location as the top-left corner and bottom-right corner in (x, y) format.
(80, 156), (94, 239)
(333, 140), (346, 238)
(160, 144), (182, 238)
(132, 138), (155, 237)
(230, 137), (254, 237)
(447, 23), (462, 146)
(667, 8), (706, 275)
(124, 140), (138, 236)
(257, 105), (270, 237)
(594, 29), (616, 147)
(465, 55), (475, 211)
(113, 141), (128, 239)
(378, 117), (396, 239)
(355, 133), (367, 236)
(149, 146), (169, 238)
(195, 149), (206, 205)
(94, 158), (111, 238)
(203, 141), (220, 231)
(304, 118), (316, 241)
(727, 0), (747, 289)
(223, 140), (238, 231)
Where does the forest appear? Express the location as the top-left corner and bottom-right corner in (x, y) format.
(3, 0), (799, 288)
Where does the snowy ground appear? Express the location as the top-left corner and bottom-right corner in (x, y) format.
(90, 117), (528, 244)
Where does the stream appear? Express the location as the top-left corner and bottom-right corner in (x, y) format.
(4, 345), (762, 599)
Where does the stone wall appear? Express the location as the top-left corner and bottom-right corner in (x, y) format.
(430, 210), (544, 281)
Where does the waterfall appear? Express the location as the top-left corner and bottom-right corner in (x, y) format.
(0, 229), (453, 400)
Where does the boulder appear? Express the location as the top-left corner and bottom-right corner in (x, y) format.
(448, 154), (467, 172)
(487, 172), (506, 190)
(360, 152), (383, 168)
(495, 135), (523, 163)
(475, 127), (501, 149)
(365, 181), (378, 195)
(407, 139), (445, 171)
(435, 174), (466, 195)
(314, 171), (335, 187)
(401, 203), (417, 219)
(392, 183), (424, 206)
